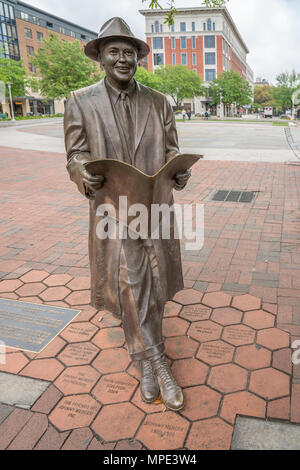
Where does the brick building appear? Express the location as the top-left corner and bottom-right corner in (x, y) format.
(0, 0), (97, 116)
(139, 6), (254, 115)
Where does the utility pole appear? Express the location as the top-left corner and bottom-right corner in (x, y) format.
(7, 82), (16, 122)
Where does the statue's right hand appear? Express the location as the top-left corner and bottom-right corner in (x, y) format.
(81, 168), (104, 199)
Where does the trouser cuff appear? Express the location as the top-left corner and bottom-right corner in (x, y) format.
(129, 342), (165, 361)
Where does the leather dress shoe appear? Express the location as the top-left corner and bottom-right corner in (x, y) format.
(140, 360), (160, 403)
(150, 355), (184, 411)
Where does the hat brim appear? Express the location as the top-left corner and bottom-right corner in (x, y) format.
(84, 35), (150, 62)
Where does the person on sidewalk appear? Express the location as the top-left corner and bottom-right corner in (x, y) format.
(64, 17), (191, 411)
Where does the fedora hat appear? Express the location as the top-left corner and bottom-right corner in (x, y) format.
(84, 17), (150, 62)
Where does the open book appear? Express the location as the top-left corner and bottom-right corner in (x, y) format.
(84, 153), (203, 235)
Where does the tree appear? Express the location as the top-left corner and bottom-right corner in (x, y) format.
(135, 66), (162, 89)
(143, 0), (229, 25)
(0, 53), (28, 98)
(153, 65), (206, 107)
(209, 71), (253, 115)
(254, 85), (275, 109)
(31, 34), (104, 100)
(272, 71), (300, 112)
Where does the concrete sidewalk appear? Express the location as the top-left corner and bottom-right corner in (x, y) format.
(0, 144), (300, 450)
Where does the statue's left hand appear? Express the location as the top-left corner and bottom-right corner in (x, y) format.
(174, 169), (191, 190)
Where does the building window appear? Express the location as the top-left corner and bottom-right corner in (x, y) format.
(24, 28), (32, 39)
(193, 69), (197, 73)
(0, 3), (3, 16)
(153, 37), (163, 49)
(29, 63), (36, 73)
(205, 69), (216, 81)
(207, 19), (212, 31)
(192, 36), (196, 49)
(3, 3), (9, 18)
(213, 22), (215, 31)
(181, 53), (187, 65)
(70, 31), (75, 38)
(153, 53), (164, 65)
(32, 16), (40, 25)
(81, 34), (86, 40)
(155, 21), (159, 33)
(171, 24), (175, 32)
(180, 36), (186, 49)
(160, 24), (163, 32)
(192, 21), (195, 32)
(192, 53), (197, 65)
(151, 24), (154, 33)
(171, 37), (175, 49)
(37, 31), (43, 41)
(21, 11), (29, 21)
(204, 36), (215, 48)
(46, 21), (53, 28)
(180, 22), (186, 32)
(1, 22), (7, 36)
(172, 53), (176, 65)
(59, 26), (65, 34)
(205, 52), (216, 65)
(27, 45), (34, 56)
(9, 5), (14, 19)
(203, 23), (206, 31)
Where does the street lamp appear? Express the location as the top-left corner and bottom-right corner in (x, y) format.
(7, 82), (16, 122)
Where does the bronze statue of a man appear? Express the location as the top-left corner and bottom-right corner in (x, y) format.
(64, 17), (191, 411)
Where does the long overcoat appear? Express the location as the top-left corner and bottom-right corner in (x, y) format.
(64, 78), (184, 318)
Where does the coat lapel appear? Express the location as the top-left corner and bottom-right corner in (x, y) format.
(135, 82), (152, 154)
(92, 79), (123, 159)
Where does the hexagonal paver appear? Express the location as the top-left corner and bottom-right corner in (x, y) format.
(65, 290), (91, 306)
(137, 411), (189, 450)
(207, 364), (248, 394)
(60, 322), (98, 343)
(186, 418), (233, 450)
(173, 289), (203, 305)
(58, 342), (99, 366)
(197, 340), (234, 366)
(0, 279), (23, 292)
(164, 301), (182, 317)
(16, 283), (46, 297)
(44, 274), (72, 286)
(67, 277), (90, 291)
(220, 391), (266, 424)
(272, 348), (292, 374)
(91, 310), (122, 328)
(222, 324), (255, 346)
(165, 336), (199, 359)
(92, 403), (144, 442)
(0, 352), (29, 374)
(36, 336), (66, 359)
(92, 372), (138, 404)
(162, 317), (189, 337)
(50, 395), (100, 431)
(235, 344), (271, 370)
(171, 358), (209, 387)
(180, 304), (212, 322)
(74, 305), (97, 322)
(20, 358), (64, 381)
(188, 320), (222, 343)
(257, 328), (290, 350)
(243, 310), (275, 329)
(40, 286), (70, 302)
(92, 327), (125, 349)
(20, 270), (49, 283)
(249, 368), (290, 400)
(211, 307), (243, 326)
(180, 385), (221, 421)
(54, 365), (100, 395)
(92, 348), (129, 374)
(202, 292), (232, 309)
(232, 294), (261, 311)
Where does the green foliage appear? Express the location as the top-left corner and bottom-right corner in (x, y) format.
(151, 65), (206, 106)
(142, 0), (229, 25)
(254, 85), (275, 108)
(272, 71), (300, 111)
(31, 34), (104, 99)
(0, 54), (28, 98)
(135, 66), (162, 89)
(209, 71), (253, 107)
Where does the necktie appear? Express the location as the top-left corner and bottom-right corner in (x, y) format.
(120, 92), (135, 161)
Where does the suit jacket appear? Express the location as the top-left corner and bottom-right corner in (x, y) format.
(64, 78), (184, 317)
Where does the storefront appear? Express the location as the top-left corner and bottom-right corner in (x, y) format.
(28, 99), (55, 116)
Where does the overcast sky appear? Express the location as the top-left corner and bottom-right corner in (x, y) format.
(25, 0), (300, 84)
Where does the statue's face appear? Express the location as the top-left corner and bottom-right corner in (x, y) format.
(100, 39), (138, 87)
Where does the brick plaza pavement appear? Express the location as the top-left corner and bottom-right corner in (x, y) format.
(0, 144), (300, 450)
